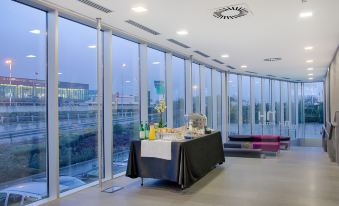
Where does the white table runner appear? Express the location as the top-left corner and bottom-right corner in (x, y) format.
(141, 140), (172, 160)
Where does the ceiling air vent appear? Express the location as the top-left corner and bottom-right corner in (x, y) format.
(246, 71), (257, 74)
(266, 74), (276, 77)
(212, 59), (224, 64)
(125, 20), (160, 35)
(264, 57), (282, 62)
(213, 4), (250, 20)
(194, 51), (210, 58)
(77, 0), (113, 13)
(227, 65), (237, 70)
(282, 77), (290, 80)
(167, 39), (190, 49)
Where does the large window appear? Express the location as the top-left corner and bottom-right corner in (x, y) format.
(0, 0), (48, 202)
(281, 82), (289, 136)
(58, 17), (99, 192)
(253, 77), (262, 134)
(192, 63), (200, 113)
(228, 74), (238, 135)
(304, 82), (324, 138)
(272, 80), (281, 135)
(213, 70), (222, 131)
(262, 79), (272, 134)
(241, 76), (251, 134)
(172, 56), (185, 127)
(204, 68), (213, 127)
(290, 83), (297, 138)
(112, 36), (139, 174)
(147, 48), (166, 125)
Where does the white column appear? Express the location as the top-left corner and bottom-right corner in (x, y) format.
(165, 53), (173, 128)
(185, 59), (192, 114)
(140, 44), (148, 122)
(238, 76), (243, 134)
(221, 72), (227, 140)
(212, 70), (218, 130)
(200, 65), (206, 115)
(47, 10), (59, 199)
(103, 30), (113, 179)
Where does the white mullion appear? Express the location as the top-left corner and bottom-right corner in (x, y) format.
(238, 76), (243, 134)
(165, 53), (173, 128)
(140, 44), (148, 122)
(221, 72), (227, 140)
(103, 30), (113, 179)
(47, 10), (59, 199)
(212, 70), (218, 130)
(185, 59), (192, 114)
(250, 77), (255, 134)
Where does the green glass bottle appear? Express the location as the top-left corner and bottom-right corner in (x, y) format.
(144, 121), (149, 139)
(139, 122), (145, 140)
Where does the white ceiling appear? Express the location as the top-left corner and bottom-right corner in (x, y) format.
(36, 0), (339, 81)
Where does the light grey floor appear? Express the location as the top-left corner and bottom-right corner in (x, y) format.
(45, 147), (339, 206)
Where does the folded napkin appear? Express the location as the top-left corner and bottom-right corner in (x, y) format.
(141, 140), (172, 160)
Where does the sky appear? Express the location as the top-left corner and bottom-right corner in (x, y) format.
(0, 0), (323, 103)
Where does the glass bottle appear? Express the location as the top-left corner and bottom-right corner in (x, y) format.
(139, 122), (144, 140)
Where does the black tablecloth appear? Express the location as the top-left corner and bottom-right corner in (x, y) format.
(126, 132), (225, 188)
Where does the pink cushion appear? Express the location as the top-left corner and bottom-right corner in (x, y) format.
(252, 135), (280, 142)
(252, 142), (280, 152)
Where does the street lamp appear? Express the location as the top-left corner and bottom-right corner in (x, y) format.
(5, 59), (13, 106)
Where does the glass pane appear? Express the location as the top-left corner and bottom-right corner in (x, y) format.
(272, 80), (281, 135)
(148, 48), (166, 125)
(241, 76), (251, 134)
(281, 82), (289, 136)
(290, 83), (297, 138)
(0, 0), (47, 202)
(58, 17), (98, 192)
(204, 68), (213, 127)
(0, 193), (6, 205)
(298, 83), (304, 138)
(172, 57), (185, 127)
(213, 71), (222, 131)
(228, 74), (238, 135)
(262, 79), (272, 134)
(192, 63), (200, 113)
(112, 36), (139, 174)
(304, 82), (324, 138)
(253, 77), (262, 134)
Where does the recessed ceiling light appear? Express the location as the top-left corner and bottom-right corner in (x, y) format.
(306, 59), (314, 63)
(58, 72), (63, 75)
(308, 77), (314, 80)
(122, 63), (127, 67)
(152, 61), (160, 65)
(30, 29), (41, 34)
(26, 55), (36, 58)
(307, 67), (314, 71)
(131, 6), (148, 13)
(241, 65), (247, 68)
(299, 12), (313, 18)
(304, 46), (313, 50)
(221, 54), (229, 58)
(125, 80), (131, 83)
(308, 73), (314, 76)
(88, 45), (96, 49)
(176, 30), (189, 36)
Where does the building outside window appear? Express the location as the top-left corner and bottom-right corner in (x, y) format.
(205, 68), (213, 128)
(241, 76), (251, 134)
(112, 35), (140, 174)
(303, 82), (324, 138)
(172, 56), (185, 127)
(228, 74), (238, 135)
(192, 63), (200, 113)
(58, 17), (99, 192)
(0, 0), (48, 203)
(147, 48), (166, 125)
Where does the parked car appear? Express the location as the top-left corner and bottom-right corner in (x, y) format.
(0, 176), (85, 206)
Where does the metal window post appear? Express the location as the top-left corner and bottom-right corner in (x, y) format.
(47, 10), (59, 200)
(221, 72), (227, 140)
(140, 44), (148, 122)
(200, 65), (206, 115)
(185, 59), (192, 115)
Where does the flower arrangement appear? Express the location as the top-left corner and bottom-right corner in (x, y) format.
(155, 99), (166, 128)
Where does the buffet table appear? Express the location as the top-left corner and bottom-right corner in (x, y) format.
(126, 132), (225, 189)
